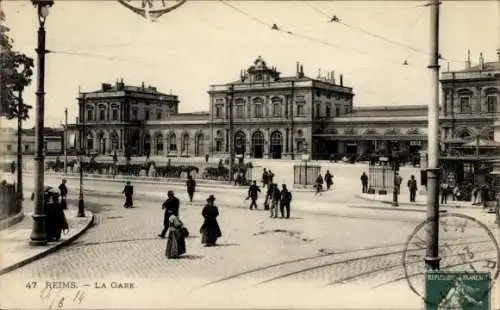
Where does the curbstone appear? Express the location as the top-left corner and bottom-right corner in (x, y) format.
(0, 212), (24, 231)
(0, 211), (95, 276)
(354, 194), (477, 210)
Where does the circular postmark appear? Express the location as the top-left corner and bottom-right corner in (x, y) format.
(402, 212), (500, 308)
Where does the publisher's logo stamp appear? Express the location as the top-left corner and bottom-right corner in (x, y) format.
(426, 271), (491, 310)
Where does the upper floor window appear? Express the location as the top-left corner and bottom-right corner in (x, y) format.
(326, 104), (331, 118)
(335, 106), (340, 116)
(487, 95), (497, 113)
(86, 106), (94, 121)
(272, 102), (281, 117)
(215, 104), (223, 118)
(144, 109), (150, 121)
(156, 110), (162, 120)
(297, 104), (304, 116)
(254, 104), (263, 118)
(344, 105), (349, 114)
(256, 74), (263, 81)
(111, 104), (119, 121)
(459, 96), (472, 113)
(98, 105), (106, 121)
(131, 108), (138, 120)
(236, 105), (245, 118)
(316, 103), (320, 118)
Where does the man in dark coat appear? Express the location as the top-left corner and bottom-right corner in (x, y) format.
(264, 183), (273, 210)
(268, 170), (275, 184)
(159, 190), (180, 238)
(247, 180), (261, 210)
(407, 175), (418, 202)
(44, 188), (69, 242)
(270, 183), (281, 218)
(122, 181), (134, 208)
(186, 175), (196, 202)
(280, 184), (292, 218)
(325, 170), (333, 190)
(58, 179), (68, 209)
(262, 169), (269, 189)
(360, 172), (368, 193)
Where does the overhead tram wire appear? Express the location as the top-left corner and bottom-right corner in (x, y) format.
(303, 1), (463, 64)
(47, 50), (157, 65)
(219, 0), (413, 67)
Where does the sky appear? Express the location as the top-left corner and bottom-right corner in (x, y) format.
(1, 0), (499, 128)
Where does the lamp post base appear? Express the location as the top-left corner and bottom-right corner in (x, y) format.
(77, 198), (85, 217)
(424, 256), (441, 271)
(29, 213), (47, 246)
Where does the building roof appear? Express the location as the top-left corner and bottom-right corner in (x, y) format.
(84, 81), (174, 97)
(348, 105), (428, 117)
(459, 61), (500, 73)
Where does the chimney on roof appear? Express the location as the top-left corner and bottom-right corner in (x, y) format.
(479, 52), (485, 70)
(339, 74), (343, 87)
(332, 70), (336, 84)
(141, 81), (145, 89)
(446, 62), (450, 72)
(465, 49), (471, 69)
(299, 64), (304, 78)
(317, 68), (321, 79)
(296, 62), (300, 78)
(497, 48), (500, 61)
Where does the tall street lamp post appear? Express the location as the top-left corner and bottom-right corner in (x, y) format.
(392, 148), (400, 207)
(77, 95), (86, 217)
(29, 0), (53, 246)
(425, 0), (441, 271)
(227, 84), (235, 183)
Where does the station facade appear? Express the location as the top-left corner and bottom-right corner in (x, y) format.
(67, 52), (499, 160)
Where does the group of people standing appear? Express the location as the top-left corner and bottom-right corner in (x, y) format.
(247, 179), (293, 218)
(157, 189), (222, 259)
(314, 170), (334, 195)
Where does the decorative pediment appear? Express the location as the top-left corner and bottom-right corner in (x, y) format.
(364, 128), (377, 135)
(406, 128), (421, 135)
(384, 128), (399, 135)
(343, 127), (355, 135)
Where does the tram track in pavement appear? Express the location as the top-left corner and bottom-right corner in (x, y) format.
(199, 236), (490, 289)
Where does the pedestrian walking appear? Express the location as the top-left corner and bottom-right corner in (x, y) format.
(268, 170), (275, 184)
(122, 181), (134, 208)
(325, 170), (333, 190)
(360, 172), (368, 193)
(262, 169), (269, 188)
(264, 183), (273, 210)
(186, 175), (196, 203)
(480, 184), (490, 210)
(440, 180), (449, 204)
(58, 179), (68, 209)
(280, 184), (292, 218)
(200, 195), (222, 247)
(165, 213), (187, 259)
(407, 175), (418, 202)
(247, 180), (261, 210)
(158, 190), (180, 238)
(270, 183), (281, 218)
(314, 174), (324, 196)
(472, 185), (480, 205)
(44, 187), (69, 242)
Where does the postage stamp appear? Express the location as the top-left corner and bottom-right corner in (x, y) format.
(425, 271), (491, 310)
(403, 212), (500, 308)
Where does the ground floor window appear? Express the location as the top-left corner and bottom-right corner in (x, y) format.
(215, 140), (222, 152)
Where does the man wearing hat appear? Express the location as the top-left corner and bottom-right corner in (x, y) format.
(58, 179), (68, 210)
(159, 190), (180, 239)
(122, 181), (134, 208)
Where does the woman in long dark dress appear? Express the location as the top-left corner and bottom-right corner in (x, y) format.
(45, 188), (69, 242)
(165, 212), (186, 259)
(200, 195), (222, 247)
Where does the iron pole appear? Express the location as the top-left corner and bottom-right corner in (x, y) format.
(16, 90), (24, 204)
(424, 0), (441, 271)
(29, 7), (48, 246)
(77, 95), (85, 217)
(64, 108), (68, 174)
(228, 84), (234, 182)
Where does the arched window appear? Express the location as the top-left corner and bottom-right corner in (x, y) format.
(111, 104), (119, 121)
(155, 134), (163, 155)
(110, 131), (119, 151)
(458, 90), (473, 113)
(98, 104), (106, 121)
(168, 133), (177, 152)
(195, 134), (204, 156)
(254, 104), (263, 118)
(86, 133), (94, 151)
(458, 130), (471, 139)
(297, 104), (304, 116)
(272, 102), (281, 117)
(182, 133), (190, 154)
(86, 106), (94, 121)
